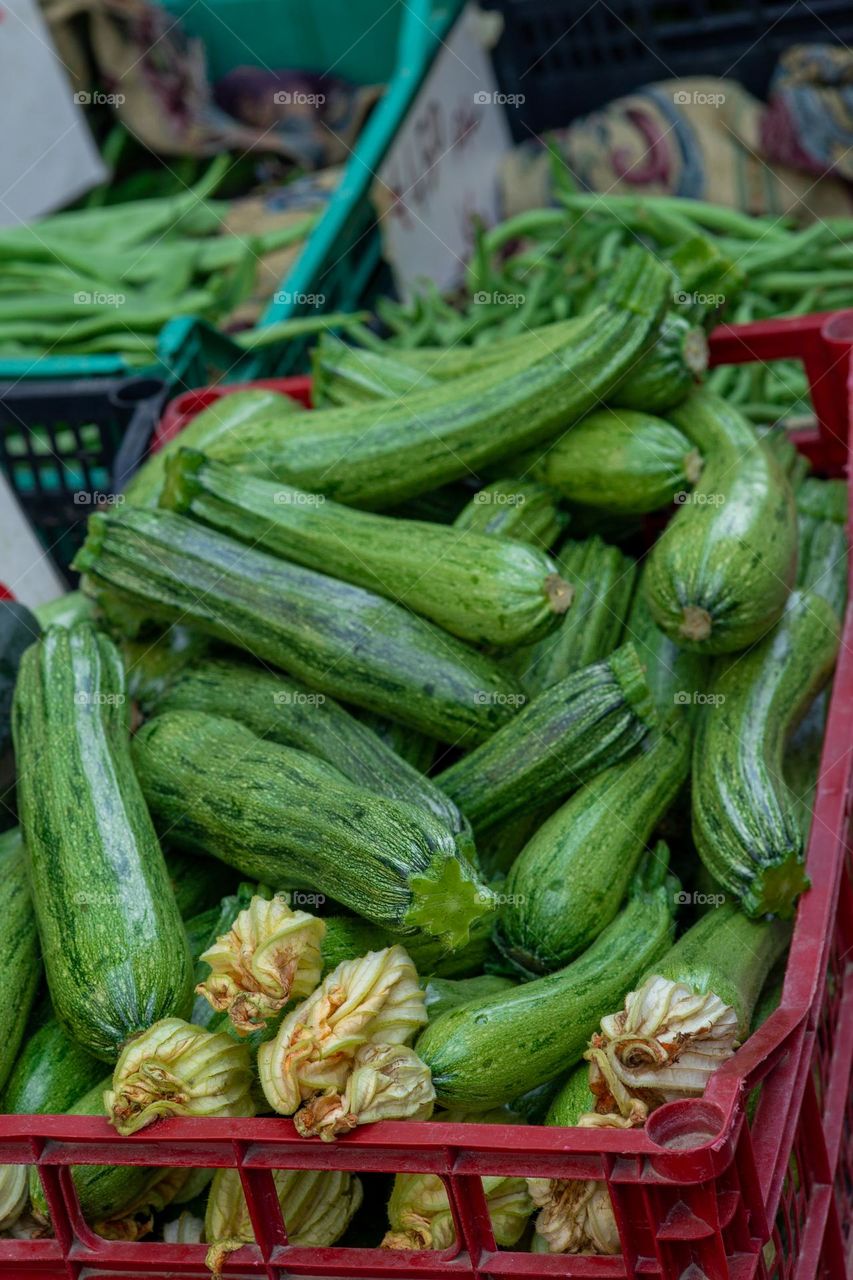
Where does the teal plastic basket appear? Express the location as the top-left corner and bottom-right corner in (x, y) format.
(0, 0), (462, 387)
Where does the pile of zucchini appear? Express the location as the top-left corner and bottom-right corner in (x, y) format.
(0, 240), (847, 1260)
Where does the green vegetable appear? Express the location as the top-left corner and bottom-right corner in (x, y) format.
(12, 625), (193, 1060)
(453, 479), (566, 550)
(0, 830), (41, 1096)
(624, 562), (710, 719)
(512, 536), (637, 696)
(166, 849), (237, 921)
(74, 509), (522, 747)
(531, 408), (703, 515)
(423, 975), (516, 1021)
(320, 912), (494, 980)
(312, 333), (436, 404)
(415, 853), (675, 1109)
(692, 590), (839, 917)
(796, 516), (848, 622)
(498, 724), (689, 975)
(148, 655), (471, 854)
(162, 449), (573, 649)
(120, 626), (209, 712)
(235, 249), (670, 507)
(133, 710), (495, 949)
(610, 311), (707, 412)
(643, 389), (797, 652)
(124, 389), (305, 509)
(437, 643), (656, 835)
(357, 711), (438, 773)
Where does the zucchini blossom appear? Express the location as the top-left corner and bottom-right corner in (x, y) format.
(258, 945), (426, 1116)
(196, 893), (325, 1035)
(105, 1018), (254, 1135)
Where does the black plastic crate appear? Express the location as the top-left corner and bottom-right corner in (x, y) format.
(483, 0), (853, 138)
(0, 376), (167, 580)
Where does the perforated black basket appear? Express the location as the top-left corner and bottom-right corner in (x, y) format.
(483, 0), (853, 138)
(0, 376), (167, 579)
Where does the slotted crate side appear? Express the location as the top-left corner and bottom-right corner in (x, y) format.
(0, 313), (852, 1280)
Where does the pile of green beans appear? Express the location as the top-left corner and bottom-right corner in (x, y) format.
(363, 168), (853, 425)
(0, 157), (317, 366)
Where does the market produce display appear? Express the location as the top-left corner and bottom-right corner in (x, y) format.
(1, 227), (847, 1265)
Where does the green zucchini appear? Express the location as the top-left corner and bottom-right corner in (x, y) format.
(132, 710), (494, 949)
(643, 389), (798, 653)
(545, 1063), (596, 1127)
(415, 852), (675, 1109)
(785, 690), (829, 841)
(357, 711), (438, 773)
(147, 654), (471, 854)
(437, 643), (657, 835)
(32, 590), (93, 630)
(235, 249), (669, 507)
(320, 911), (493, 980)
(124, 388), (305, 509)
(120, 626), (209, 712)
(12, 625), (193, 1060)
(498, 725), (689, 975)
(796, 517), (848, 622)
(692, 590), (839, 917)
(424, 975), (516, 1021)
(312, 334), (437, 405)
(512, 536), (637, 696)
(796, 476), (847, 525)
(625, 562), (710, 719)
(531, 408), (703, 515)
(453, 479), (566, 550)
(610, 311), (707, 413)
(0, 600), (39, 759)
(0, 829), (40, 1095)
(161, 449), (572, 649)
(478, 808), (547, 879)
(73, 508), (522, 747)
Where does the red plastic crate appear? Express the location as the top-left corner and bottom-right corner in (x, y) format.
(2, 313), (852, 1280)
(152, 376), (313, 454)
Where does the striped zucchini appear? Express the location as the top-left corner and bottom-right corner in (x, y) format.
(147, 655), (472, 855)
(415, 853), (675, 1109)
(132, 710), (495, 949)
(610, 311), (707, 413)
(625, 562), (710, 718)
(312, 334), (436, 405)
(0, 829), (40, 1094)
(161, 450), (572, 649)
(12, 625), (193, 1060)
(531, 408), (703, 515)
(643, 389), (798, 652)
(436, 643), (657, 835)
(498, 724), (689, 974)
(511, 536), (637, 696)
(166, 848), (237, 920)
(320, 911), (494, 980)
(235, 250), (670, 507)
(357, 711), (438, 774)
(124, 388), (304, 509)
(120, 626), (209, 713)
(424, 975), (516, 1022)
(796, 515), (848, 622)
(453, 479), (566, 550)
(73, 508), (522, 747)
(692, 590), (839, 917)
